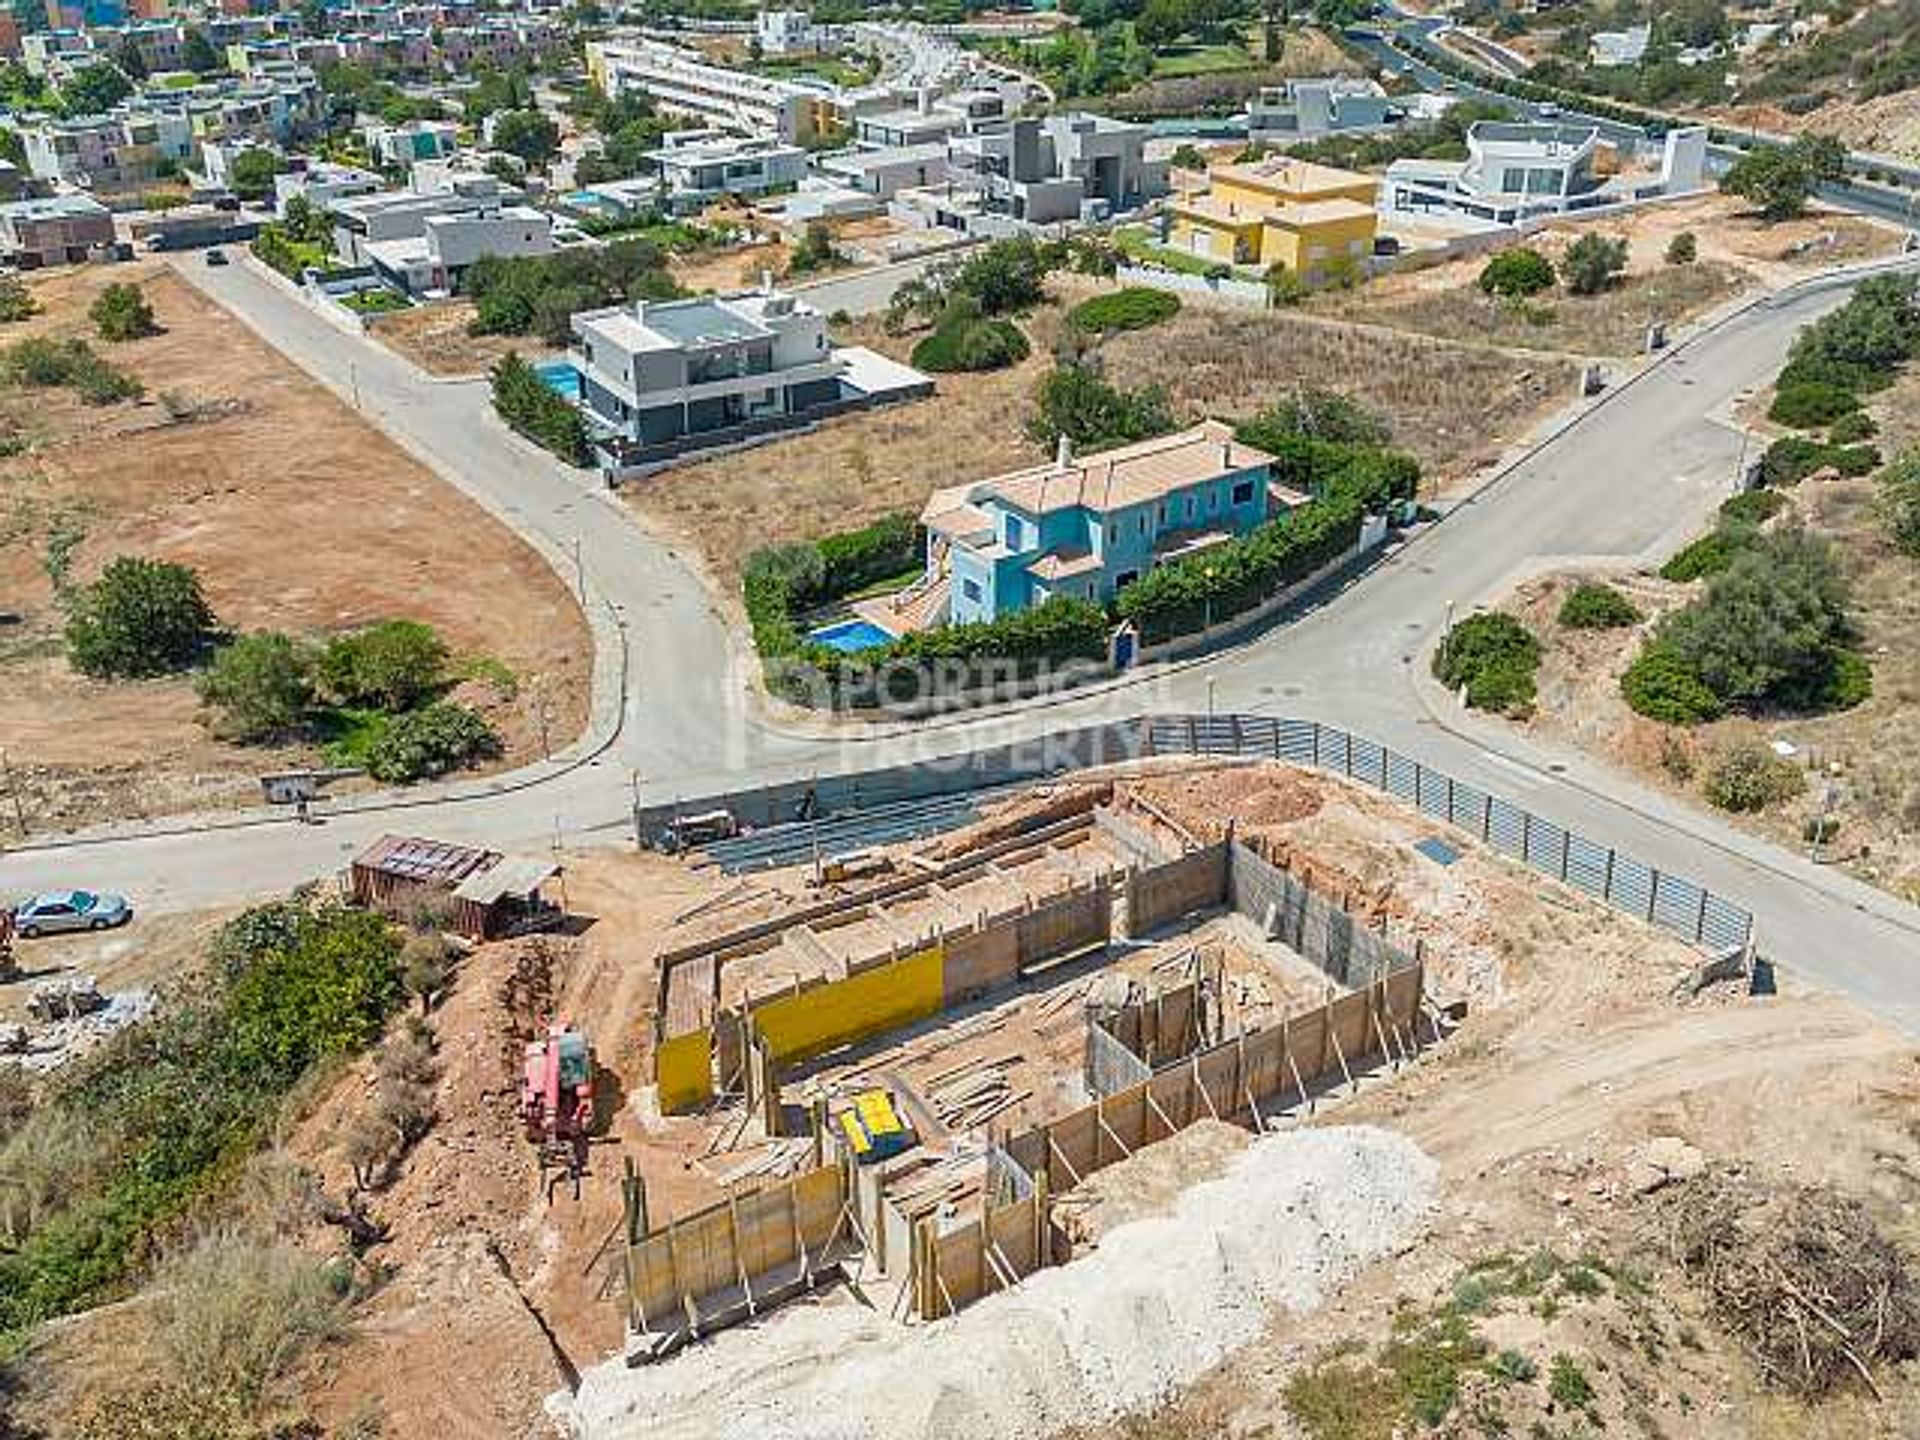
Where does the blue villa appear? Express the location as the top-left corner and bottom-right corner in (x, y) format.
(915, 421), (1294, 626)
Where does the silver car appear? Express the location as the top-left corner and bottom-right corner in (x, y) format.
(12, 890), (133, 938)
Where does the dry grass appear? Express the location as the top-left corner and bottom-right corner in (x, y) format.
(1093, 294), (1577, 487)
(624, 315), (1053, 591)
(1316, 260), (1746, 359)
(368, 298), (523, 378)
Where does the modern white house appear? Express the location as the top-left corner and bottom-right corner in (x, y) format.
(1589, 23), (1651, 66)
(912, 113), (1166, 233)
(818, 140), (949, 199)
(361, 118), (462, 168)
(1246, 78), (1394, 136)
(331, 170), (552, 294)
(568, 284), (930, 472)
(645, 132), (808, 208)
(273, 159), (382, 217)
(1382, 121), (1708, 226)
(757, 8), (836, 56)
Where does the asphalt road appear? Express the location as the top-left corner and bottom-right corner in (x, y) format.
(5, 253), (1919, 1029)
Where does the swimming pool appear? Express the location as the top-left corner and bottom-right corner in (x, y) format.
(535, 360), (582, 401)
(808, 618), (896, 653)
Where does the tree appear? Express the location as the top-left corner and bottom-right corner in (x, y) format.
(1879, 448), (1920, 557)
(0, 274), (36, 323)
(1478, 247), (1555, 297)
(1025, 361), (1175, 452)
(89, 282), (159, 341)
(1264, 260), (1308, 307)
(1665, 231), (1697, 266)
(1135, 0), (1192, 49)
(491, 109), (560, 169)
(183, 27), (224, 74)
(196, 632), (315, 740)
(401, 933), (454, 1014)
(1720, 135), (1846, 222)
(65, 556), (218, 678)
(1431, 612), (1540, 713)
(57, 64), (134, 117)
(228, 148), (286, 203)
(491, 352), (589, 465)
(362, 702), (500, 782)
(1658, 527), (1856, 708)
(112, 35), (148, 82)
(282, 193), (331, 244)
(318, 618), (447, 712)
(1563, 233), (1628, 296)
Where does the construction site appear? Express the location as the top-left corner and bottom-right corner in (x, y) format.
(617, 776), (1429, 1356)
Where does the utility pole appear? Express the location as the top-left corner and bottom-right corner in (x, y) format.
(1205, 675), (1217, 725)
(573, 535), (586, 606)
(629, 769), (643, 848)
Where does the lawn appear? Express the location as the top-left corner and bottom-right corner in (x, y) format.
(1151, 41), (1257, 77)
(1115, 226), (1244, 278)
(341, 288), (411, 315)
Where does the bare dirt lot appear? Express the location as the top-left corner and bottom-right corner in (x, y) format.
(0, 261), (590, 834)
(368, 297), (526, 378)
(630, 292), (1574, 590)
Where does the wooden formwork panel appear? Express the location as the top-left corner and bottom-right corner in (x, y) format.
(942, 923), (1020, 1005)
(919, 1194), (1045, 1317)
(1126, 844), (1230, 934)
(1015, 880), (1111, 968)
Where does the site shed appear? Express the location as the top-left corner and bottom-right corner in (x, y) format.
(349, 834), (559, 940)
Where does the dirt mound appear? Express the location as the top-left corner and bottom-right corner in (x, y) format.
(1128, 766), (1325, 840)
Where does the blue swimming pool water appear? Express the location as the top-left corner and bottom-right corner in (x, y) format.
(808, 618), (895, 653)
(535, 360), (582, 401)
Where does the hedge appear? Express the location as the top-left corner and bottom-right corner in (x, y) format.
(1557, 581), (1639, 629)
(910, 315), (1029, 373)
(1621, 641), (1724, 724)
(1067, 287), (1181, 334)
(1767, 380), (1861, 428)
(1432, 612), (1540, 715)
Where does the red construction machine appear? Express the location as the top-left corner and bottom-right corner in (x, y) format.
(521, 1022), (595, 1200)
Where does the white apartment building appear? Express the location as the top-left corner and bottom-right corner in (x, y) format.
(587, 39), (819, 144)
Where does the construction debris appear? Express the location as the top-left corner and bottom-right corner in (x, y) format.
(2, 985), (154, 1074)
(1657, 1166), (1920, 1399)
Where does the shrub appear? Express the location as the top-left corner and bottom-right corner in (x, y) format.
(1265, 261), (1309, 307)
(1718, 489), (1786, 526)
(1067, 286), (1181, 334)
(815, 513), (917, 595)
(0, 274), (38, 322)
(1827, 410), (1878, 444)
(1881, 449), (1920, 557)
(910, 311), (1029, 373)
(1621, 641), (1723, 724)
(89, 282), (159, 341)
(491, 352), (588, 465)
(1478, 247), (1556, 298)
(1660, 529), (1748, 581)
(362, 701), (499, 782)
(1826, 443), (1882, 477)
(1432, 612), (1540, 715)
(1563, 233), (1628, 296)
(317, 619), (448, 712)
(1768, 380), (1860, 428)
(1665, 231), (1698, 265)
(65, 555), (218, 678)
(1703, 741), (1806, 812)
(1557, 581), (1640, 629)
(1547, 1354), (1596, 1411)
(196, 632), (315, 740)
(1240, 387), (1392, 447)
(1, 335), (142, 404)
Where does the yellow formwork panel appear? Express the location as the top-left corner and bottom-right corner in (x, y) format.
(753, 946), (945, 1065)
(656, 1028), (715, 1114)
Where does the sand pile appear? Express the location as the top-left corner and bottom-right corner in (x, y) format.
(554, 1124), (1436, 1440)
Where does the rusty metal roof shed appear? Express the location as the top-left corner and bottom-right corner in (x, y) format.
(353, 834), (501, 887)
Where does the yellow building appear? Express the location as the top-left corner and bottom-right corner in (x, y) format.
(1167, 155), (1379, 283)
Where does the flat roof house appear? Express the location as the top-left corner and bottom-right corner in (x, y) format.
(330, 170), (523, 266)
(644, 133), (807, 208)
(1384, 121), (1706, 226)
(0, 192), (113, 267)
(1168, 154), (1378, 282)
(1246, 77), (1392, 136)
(272, 158), (381, 217)
(363, 203), (553, 296)
(939, 113), (1166, 230)
(587, 38), (819, 144)
(571, 285), (930, 474)
(922, 421), (1287, 626)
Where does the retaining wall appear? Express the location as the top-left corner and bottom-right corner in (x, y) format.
(1228, 840), (1413, 988)
(1126, 842), (1230, 934)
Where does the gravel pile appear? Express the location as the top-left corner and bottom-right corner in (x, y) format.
(555, 1125), (1436, 1440)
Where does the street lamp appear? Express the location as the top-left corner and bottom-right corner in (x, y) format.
(1203, 565), (1218, 632)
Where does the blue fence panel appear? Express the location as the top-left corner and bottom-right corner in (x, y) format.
(1523, 817), (1567, 876)
(1238, 715), (1281, 758)
(1700, 893), (1753, 952)
(1349, 736), (1386, 789)
(1415, 768), (1451, 822)
(1449, 783), (1490, 840)
(1563, 834), (1612, 900)
(1485, 797), (1528, 858)
(1383, 751), (1419, 804)
(1651, 872), (1706, 940)
(1607, 854), (1655, 919)
(1278, 719), (1318, 766)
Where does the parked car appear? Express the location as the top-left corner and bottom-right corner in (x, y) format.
(205, 248), (228, 266)
(12, 890), (133, 938)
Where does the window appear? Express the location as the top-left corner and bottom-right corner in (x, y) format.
(1106, 521), (1117, 544)
(1114, 569), (1139, 591)
(961, 577), (982, 602)
(1157, 503), (1167, 525)
(1137, 516), (1147, 535)
(1232, 479), (1254, 505)
(1183, 495), (1194, 520)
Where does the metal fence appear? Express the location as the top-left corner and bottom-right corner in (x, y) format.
(1146, 715), (1754, 954)
(650, 713), (1755, 956)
